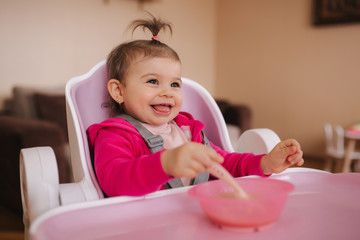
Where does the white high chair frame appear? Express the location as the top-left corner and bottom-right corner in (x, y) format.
(19, 60), (319, 239)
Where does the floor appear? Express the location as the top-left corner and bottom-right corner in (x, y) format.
(0, 205), (24, 240)
(0, 156), (338, 240)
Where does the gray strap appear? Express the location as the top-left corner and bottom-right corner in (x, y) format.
(192, 132), (210, 184)
(165, 178), (184, 188)
(202, 132), (212, 148)
(166, 171), (209, 188)
(192, 171), (210, 185)
(117, 113), (210, 188)
(117, 114), (164, 153)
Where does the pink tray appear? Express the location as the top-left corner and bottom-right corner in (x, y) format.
(30, 172), (360, 240)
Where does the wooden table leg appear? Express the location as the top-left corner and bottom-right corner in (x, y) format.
(342, 139), (356, 173)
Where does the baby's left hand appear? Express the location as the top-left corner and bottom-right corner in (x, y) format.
(260, 139), (304, 175)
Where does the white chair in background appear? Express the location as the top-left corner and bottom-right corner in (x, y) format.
(324, 123), (360, 172)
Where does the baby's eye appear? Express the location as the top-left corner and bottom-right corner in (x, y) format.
(171, 82), (181, 88)
(147, 79), (158, 85)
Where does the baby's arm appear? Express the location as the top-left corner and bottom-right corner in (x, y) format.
(160, 138), (303, 179)
(161, 142), (224, 178)
(260, 139), (304, 175)
(93, 128), (173, 197)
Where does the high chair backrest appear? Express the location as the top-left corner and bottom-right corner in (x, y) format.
(65, 60), (233, 200)
(180, 78), (234, 152)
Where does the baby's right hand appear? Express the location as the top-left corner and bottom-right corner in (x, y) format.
(161, 142), (224, 179)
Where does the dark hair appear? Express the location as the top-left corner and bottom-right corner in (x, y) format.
(107, 13), (181, 115)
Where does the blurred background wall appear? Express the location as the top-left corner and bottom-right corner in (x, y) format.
(1, 0), (359, 158)
(216, 0), (360, 157)
(0, 0), (217, 104)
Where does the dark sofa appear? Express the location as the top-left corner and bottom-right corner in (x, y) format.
(0, 86), (71, 216)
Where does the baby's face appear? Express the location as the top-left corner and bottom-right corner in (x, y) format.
(120, 57), (183, 125)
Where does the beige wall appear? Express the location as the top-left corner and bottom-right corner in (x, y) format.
(1, 0), (359, 158)
(216, 0), (360, 157)
(0, 0), (216, 105)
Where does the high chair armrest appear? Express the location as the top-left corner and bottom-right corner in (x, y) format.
(59, 183), (87, 205)
(235, 128), (281, 154)
(20, 147), (60, 227)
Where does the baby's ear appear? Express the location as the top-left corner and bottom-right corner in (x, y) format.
(107, 79), (124, 104)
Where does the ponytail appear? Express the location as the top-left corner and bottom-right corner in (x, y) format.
(129, 13), (173, 43)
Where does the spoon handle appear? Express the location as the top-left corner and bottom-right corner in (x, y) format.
(207, 162), (249, 199)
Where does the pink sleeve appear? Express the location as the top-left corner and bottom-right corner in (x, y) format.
(93, 128), (172, 197)
(210, 142), (269, 178)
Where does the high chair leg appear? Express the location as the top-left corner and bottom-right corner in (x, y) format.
(342, 139), (356, 173)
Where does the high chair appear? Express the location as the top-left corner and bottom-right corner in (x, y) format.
(324, 123), (360, 172)
(20, 60), (288, 238)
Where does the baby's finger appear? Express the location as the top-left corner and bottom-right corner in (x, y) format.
(189, 160), (206, 174)
(296, 158), (305, 166)
(208, 149), (224, 164)
(199, 146), (224, 165)
(282, 139), (301, 150)
(182, 168), (198, 179)
(280, 145), (298, 159)
(287, 152), (304, 165)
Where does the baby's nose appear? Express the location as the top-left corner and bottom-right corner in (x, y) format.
(159, 86), (173, 97)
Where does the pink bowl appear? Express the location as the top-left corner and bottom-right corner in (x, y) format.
(188, 178), (294, 229)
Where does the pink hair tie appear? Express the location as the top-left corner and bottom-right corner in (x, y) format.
(152, 36), (159, 41)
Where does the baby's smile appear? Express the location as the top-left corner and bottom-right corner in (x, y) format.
(151, 104), (173, 114)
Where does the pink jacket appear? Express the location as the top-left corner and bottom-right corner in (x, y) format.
(87, 112), (267, 197)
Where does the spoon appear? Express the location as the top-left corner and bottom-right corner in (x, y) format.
(207, 162), (250, 199)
